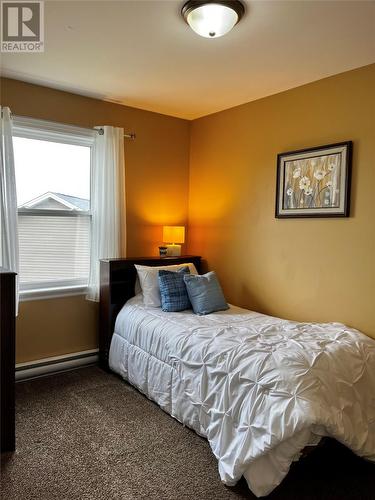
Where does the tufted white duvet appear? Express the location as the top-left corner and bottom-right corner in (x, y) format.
(109, 295), (375, 497)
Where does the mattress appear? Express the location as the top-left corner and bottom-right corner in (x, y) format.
(109, 294), (375, 497)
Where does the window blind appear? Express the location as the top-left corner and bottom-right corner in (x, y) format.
(18, 215), (90, 285)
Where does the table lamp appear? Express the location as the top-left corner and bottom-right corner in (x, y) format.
(163, 226), (185, 256)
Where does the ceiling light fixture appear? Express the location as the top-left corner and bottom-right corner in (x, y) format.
(182, 0), (245, 39)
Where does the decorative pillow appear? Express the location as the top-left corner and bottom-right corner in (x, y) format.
(183, 271), (229, 315)
(158, 267), (191, 312)
(135, 262), (198, 307)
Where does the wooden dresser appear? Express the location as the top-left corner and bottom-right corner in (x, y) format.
(0, 268), (16, 452)
(99, 256), (201, 371)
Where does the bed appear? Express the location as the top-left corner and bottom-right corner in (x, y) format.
(100, 257), (375, 497)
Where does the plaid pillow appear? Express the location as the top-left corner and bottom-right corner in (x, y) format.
(158, 267), (191, 312)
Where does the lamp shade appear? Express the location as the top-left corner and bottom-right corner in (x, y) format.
(182, 1), (245, 39)
(163, 226), (185, 244)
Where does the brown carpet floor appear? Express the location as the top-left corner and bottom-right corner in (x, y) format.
(1, 366), (375, 500)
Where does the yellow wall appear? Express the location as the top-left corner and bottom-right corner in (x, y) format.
(188, 64), (375, 339)
(16, 297), (98, 362)
(2, 64), (375, 362)
(1, 78), (190, 362)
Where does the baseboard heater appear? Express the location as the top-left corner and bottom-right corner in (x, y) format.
(15, 349), (99, 381)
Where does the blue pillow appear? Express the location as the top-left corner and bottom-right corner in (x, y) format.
(158, 267), (191, 312)
(183, 271), (229, 315)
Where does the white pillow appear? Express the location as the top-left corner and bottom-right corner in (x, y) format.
(135, 263), (198, 307)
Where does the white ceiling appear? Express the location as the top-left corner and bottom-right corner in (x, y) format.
(1, 0), (375, 120)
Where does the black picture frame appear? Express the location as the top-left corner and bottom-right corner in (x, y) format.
(275, 141), (352, 218)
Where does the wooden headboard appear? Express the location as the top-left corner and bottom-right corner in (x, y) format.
(99, 255), (202, 370)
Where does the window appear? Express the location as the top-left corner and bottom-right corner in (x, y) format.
(13, 117), (95, 300)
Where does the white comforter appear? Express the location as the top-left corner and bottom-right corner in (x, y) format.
(109, 296), (375, 497)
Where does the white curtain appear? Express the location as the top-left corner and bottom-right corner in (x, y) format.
(0, 106), (19, 313)
(86, 126), (126, 301)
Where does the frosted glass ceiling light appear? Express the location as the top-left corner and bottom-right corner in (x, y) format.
(182, 1), (245, 39)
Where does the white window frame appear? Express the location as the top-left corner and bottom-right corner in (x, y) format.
(13, 116), (95, 301)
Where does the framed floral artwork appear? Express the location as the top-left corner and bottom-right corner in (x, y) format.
(275, 141), (352, 218)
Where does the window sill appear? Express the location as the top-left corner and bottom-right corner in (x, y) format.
(20, 284), (88, 302)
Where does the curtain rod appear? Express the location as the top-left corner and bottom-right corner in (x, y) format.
(7, 112), (137, 140)
(97, 128), (136, 140)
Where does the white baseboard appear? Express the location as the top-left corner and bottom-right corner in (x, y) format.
(16, 349), (99, 381)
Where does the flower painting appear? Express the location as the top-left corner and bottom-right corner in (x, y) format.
(276, 142), (352, 218)
(284, 154), (340, 210)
